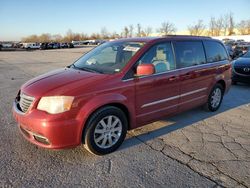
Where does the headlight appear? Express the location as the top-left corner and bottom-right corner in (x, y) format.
(37, 96), (74, 114)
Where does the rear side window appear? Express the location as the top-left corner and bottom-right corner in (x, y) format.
(204, 41), (228, 63)
(174, 41), (206, 69)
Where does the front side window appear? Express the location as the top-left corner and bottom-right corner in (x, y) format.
(72, 41), (144, 74)
(174, 41), (206, 68)
(138, 42), (175, 73)
(204, 41), (228, 63)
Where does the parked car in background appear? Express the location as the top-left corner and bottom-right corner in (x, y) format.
(223, 39), (235, 46)
(233, 45), (250, 59)
(51, 42), (60, 49)
(68, 42), (74, 48)
(1, 43), (13, 48)
(235, 39), (245, 45)
(60, 43), (69, 48)
(40, 42), (61, 50)
(232, 50), (250, 84)
(23, 43), (40, 50)
(225, 45), (234, 58)
(40, 42), (49, 50)
(13, 36), (231, 155)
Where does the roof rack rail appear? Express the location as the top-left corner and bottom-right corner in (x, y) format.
(162, 35), (212, 39)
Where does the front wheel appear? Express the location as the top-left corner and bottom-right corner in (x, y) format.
(84, 106), (128, 155)
(204, 84), (224, 112)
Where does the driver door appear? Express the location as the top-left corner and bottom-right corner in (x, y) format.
(135, 42), (180, 126)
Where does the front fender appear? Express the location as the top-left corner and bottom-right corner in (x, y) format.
(75, 93), (135, 143)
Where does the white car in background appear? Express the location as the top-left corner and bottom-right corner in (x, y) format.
(22, 42), (40, 49)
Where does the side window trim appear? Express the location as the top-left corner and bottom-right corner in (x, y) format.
(201, 40), (208, 64)
(171, 41), (177, 70)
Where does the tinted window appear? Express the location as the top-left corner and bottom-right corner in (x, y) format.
(174, 41), (206, 69)
(138, 42), (175, 73)
(204, 41), (228, 63)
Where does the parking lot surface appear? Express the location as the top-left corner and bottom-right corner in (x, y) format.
(0, 48), (249, 187)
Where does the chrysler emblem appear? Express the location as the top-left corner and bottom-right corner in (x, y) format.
(243, 67), (250, 72)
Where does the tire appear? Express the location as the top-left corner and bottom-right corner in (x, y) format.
(204, 83), (224, 112)
(84, 106), (128, 155)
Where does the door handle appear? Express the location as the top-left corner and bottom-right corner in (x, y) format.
(182, 73), (192, 79)
(168, 76), (178, 81)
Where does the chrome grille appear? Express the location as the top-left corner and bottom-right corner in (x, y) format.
(234, 67), (250, 75)
(19, 93), (34, 113)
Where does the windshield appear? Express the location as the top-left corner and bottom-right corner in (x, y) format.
(72, 41), (145, 74)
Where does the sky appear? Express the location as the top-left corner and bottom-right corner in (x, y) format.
(0, 0), (250, 41)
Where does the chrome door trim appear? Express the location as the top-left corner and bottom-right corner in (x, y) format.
(141, 87), (207, 108)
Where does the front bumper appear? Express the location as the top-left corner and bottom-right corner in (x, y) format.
(232, 72), (250, 84)
(13, 102), (82, 149)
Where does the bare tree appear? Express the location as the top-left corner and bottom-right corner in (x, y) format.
(158, 21), (176, 35)
(221, 15), (229, 36)
(39, 33), (51, 42)
(144, 26), (153, 36)
(90, 33), (101, 39)
(100, 27), (109, 39)
(209, 17), (216, 36)
(73, 33), (82, 41)
(110, 32), (120, 39)
(228, 12), (235, 35)
(188, 20), (206, 36)
(52, 34), (63, 42)
(80, 33), (89, 40)
(140, 30), (147, 37)
(136, 23), (142, 37)
(215, 17), (224, 36)
(237, 19), (250, 35)
(129, 25), (134, 37)
(209, 15), (228, 36)
(123, 26), (129, 38)
(64, 29), (75, 42)
(208, 13), (235, 36)
(22, 35), (39, 42)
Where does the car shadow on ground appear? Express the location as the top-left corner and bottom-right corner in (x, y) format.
(120, 84), (250, 151)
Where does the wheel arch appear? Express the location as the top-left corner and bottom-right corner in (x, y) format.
(81, 103), (131, 144)
(216, 79), (226, 94)
(77, 94), (134, 144)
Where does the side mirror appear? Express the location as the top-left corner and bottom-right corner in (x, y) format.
(136, 64), (155, 76)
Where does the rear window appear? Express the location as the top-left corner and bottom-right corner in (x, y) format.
(174, 41), (206, 68)
(204, 41), (228, 63)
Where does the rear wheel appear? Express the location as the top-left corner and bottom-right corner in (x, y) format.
(84, 106), (128, 155)
(204, 84), (224, 112)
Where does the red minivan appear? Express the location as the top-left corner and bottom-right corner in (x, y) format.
(13, 36), (231, 155)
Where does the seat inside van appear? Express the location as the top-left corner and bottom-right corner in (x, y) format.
(152, 46), (170, 73)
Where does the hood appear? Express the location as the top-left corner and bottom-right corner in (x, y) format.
(233, 57), (250, 67)
(21, 68), (108, 97)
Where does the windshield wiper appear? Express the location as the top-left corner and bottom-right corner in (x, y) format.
(71, 64), (103, 74)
